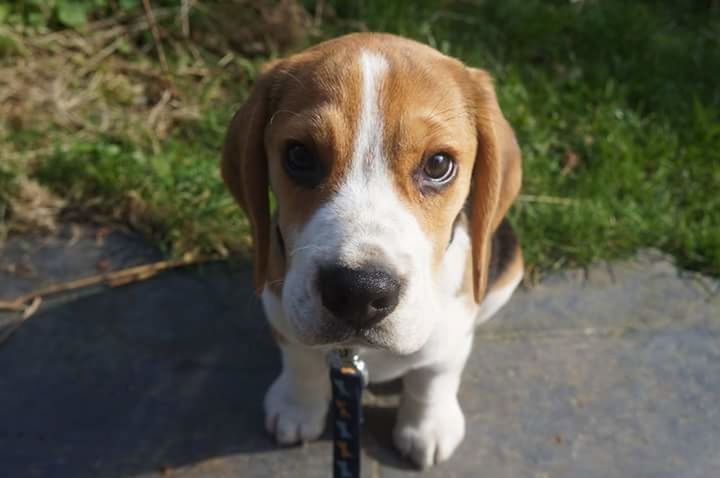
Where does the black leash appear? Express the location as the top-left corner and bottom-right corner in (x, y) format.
(329, 349), (367, 478)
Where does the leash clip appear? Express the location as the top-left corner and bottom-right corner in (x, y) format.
(328, 348), (369, 387)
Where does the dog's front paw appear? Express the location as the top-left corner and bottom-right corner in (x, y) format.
(393, 397), (465, 468)
(264, 375), (328, 445)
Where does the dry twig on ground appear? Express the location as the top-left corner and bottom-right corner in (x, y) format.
(0, 255), (212, 345)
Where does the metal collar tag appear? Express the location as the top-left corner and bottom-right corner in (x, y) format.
(328, 349), (367, 478)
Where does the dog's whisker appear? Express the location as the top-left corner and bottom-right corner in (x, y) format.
(288, 244), (324, 258)
(426, 97), (448, 120)
(427, 107), (471, 125)
(281, 70), (304, 88)
(269, 109), (303, 125)
(429, 111), (473, 127)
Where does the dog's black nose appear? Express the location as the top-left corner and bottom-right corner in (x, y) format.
(318, 265), (402, 329)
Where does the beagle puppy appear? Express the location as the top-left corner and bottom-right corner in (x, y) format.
(221, 33), (523, 468)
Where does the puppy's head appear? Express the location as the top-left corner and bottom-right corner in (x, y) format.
(222, 33), (521, 354)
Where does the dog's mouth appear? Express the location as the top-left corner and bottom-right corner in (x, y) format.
(294, 314), (424, 356)
(324, 326), (382, 347)
(305, 318), (394, 350)
(285, 288), (423, 353)
(336, 322), (408, 352)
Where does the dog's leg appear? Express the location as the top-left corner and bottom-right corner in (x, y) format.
(393, 335), (473, 468)
(264, 342), (330, 444)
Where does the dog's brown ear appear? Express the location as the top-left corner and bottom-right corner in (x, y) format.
(466, 68), (522, 303)
(221, 65), (280, 294)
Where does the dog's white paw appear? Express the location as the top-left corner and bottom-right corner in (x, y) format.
(393, 397), (465, 468)
(263, 375), (328, 445)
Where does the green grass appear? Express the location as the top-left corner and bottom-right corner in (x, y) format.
(2, 0), (719, 276)
(35, 123), (244, 257)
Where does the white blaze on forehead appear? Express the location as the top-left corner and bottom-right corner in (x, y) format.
(351, 50), (389, 178)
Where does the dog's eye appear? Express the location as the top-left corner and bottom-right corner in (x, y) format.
(284, 143), (323, 188)
(422, 153), (456, 184)
(286, 143), (315, 172)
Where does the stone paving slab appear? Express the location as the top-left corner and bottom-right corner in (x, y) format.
(1, 227), (719, 477)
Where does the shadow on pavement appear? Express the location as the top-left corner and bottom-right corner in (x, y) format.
(0, 261), (285, 477)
